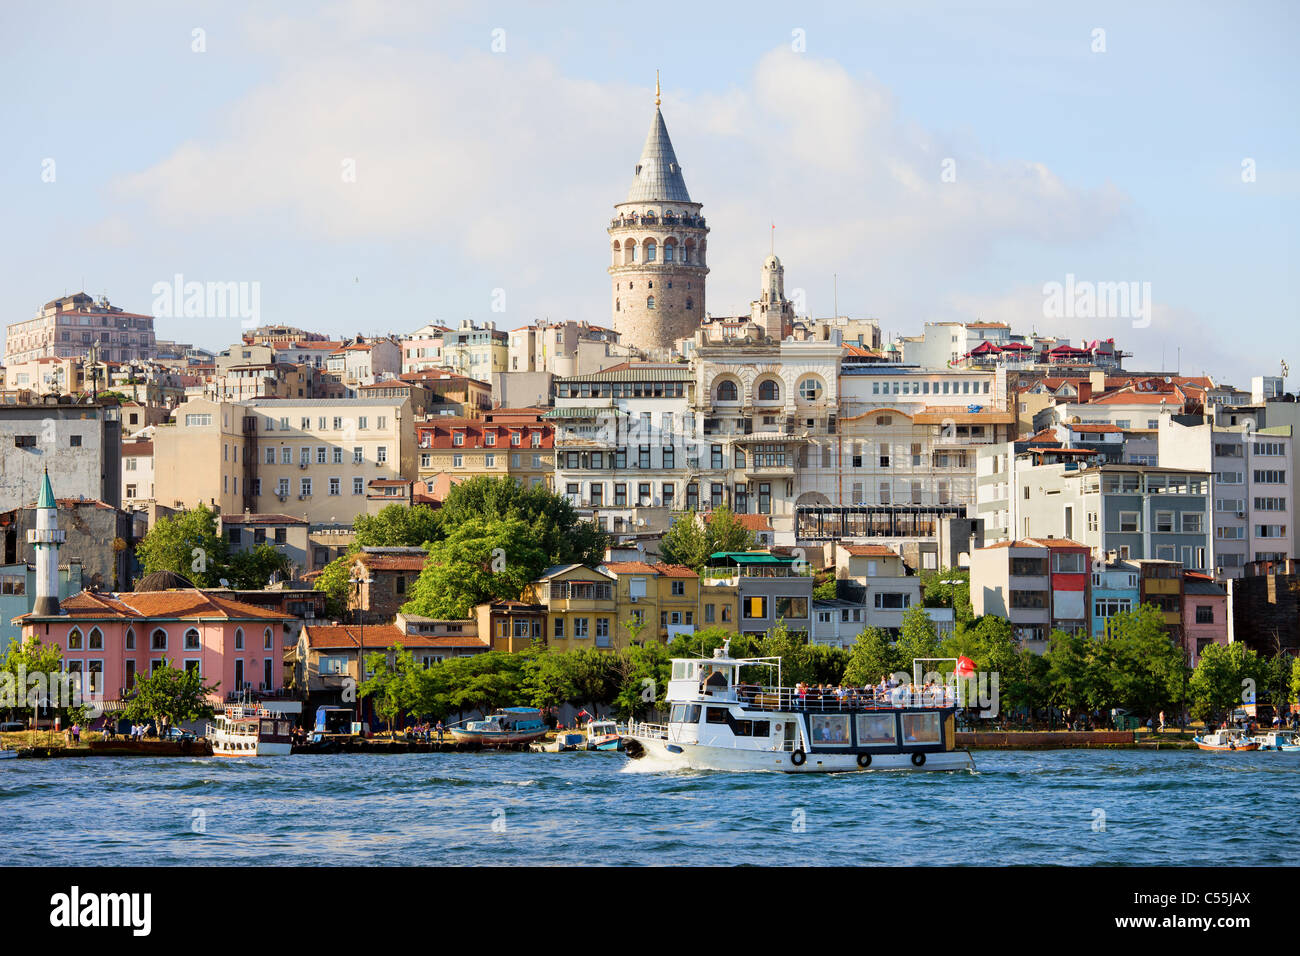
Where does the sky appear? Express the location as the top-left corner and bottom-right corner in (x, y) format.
(1, 0), (1296, 387)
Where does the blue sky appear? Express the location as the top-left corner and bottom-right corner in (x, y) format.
(1, 0), (1295, 386)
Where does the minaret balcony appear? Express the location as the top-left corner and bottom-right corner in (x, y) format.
(27, 528), (66, 545)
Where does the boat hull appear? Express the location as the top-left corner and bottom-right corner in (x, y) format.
(1193, 739), (1259, 752)
(449, 728), (548, 746)
(211, 740), (293, 757)
(626, 735), (974, 773)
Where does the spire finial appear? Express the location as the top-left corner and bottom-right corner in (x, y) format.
(655, 70), (661, 108)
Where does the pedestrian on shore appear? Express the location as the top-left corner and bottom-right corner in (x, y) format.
(436, 720), (444, 744)
(1158, 710), (1166, 734)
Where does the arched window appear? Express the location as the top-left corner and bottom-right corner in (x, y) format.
(646, 296), (655, 310)
(234, 627), (244, 650)
(88, 627), (103, 650)
(151, 628), (167, 651)
(798, 378), (824, 401)
(264, 628), (273, 650)
(615, 298), (621, 312)
(67, 627), (82, 649)
(184, 627), (200, 650)
(663, 243), (674, 262)
(716, 380), (738, 402)
(125, 627), (135, 650)
(758, 379), (781, 402)
(644, 240), (657, 263)
(685, 297), (693, 311)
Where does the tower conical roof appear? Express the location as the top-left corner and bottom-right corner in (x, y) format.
(37, 468), (56, 510)
(625, 108), (692, 204)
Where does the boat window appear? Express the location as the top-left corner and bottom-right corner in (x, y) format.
(671, 704), (701, 724)
(809, 714), (851, 746)
(705, 707), (729, 724)
(901, 712), (942, 745)
(732, 720), (752, 736)
(856, 713), (897, 746)
(752, 721), (770, 737)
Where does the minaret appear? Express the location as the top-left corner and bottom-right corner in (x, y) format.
(608, 74), (709, 353)
(28, 468), (66, 615)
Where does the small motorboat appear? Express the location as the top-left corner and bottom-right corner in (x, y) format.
(1193, 729), (1259, 751)
(450, 707), (548, 747)
(531, 731), (585, 753)
(585, 719), (623, 751)
(0, 747), (17, 761)
(1253, 730), (1300, 751)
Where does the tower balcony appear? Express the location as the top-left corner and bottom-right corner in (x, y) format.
(27, 528), (67, 545)
(609, 214), (707, 230)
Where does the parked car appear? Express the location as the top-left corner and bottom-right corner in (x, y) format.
(161, 727), (195, 742)
(0, 721), (25, 733)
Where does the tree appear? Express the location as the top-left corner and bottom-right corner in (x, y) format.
(659, 512), (711, 570)
(433, 477), (606, 567)
(135, 504), (228, 587)
(1, 635), (64, 721)
(1189, 642), (1267, 726)
(896, 605), (941, 677)
(353, 505), (442, 550)
(843, 628), (899, 686)
(121, 660), (220, 731)
(1098, 605), (1188, 717)
(611, 643), (671, 718)
(359, 644), (421, 735)
(227, 543), (293, 589)
(659, 507), (757, 572)
(813, 573), (838, 601)
(312, 554), (353, 617)
(401, 516), (547, 619)
(921, 567), (973, 625)
(1291, 656), (1300, 707)
(1045, 628), (1101, 714)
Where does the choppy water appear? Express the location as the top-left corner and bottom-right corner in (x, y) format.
(2, 750), (1296, 865)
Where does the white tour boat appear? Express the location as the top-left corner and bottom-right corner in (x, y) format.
(206, 703), (294, 757)
(624, 645), (975, 773)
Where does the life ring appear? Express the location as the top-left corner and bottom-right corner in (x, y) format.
(857, 753), (872, 768)
(911, 752), (926, 767)
(790, 748), (806, 766)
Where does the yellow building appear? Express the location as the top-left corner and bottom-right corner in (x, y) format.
(600, 561), (704, 646)
(699, 580), (739, 634)
(523, 564), (619, 653)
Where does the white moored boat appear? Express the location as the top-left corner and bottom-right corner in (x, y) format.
(624, 644), (975, 773)
(206, 704), (294, 757)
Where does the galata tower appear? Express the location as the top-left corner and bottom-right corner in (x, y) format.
(608, 77), (708, 352)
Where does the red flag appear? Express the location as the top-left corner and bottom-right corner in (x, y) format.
(955, 656), (976, 677)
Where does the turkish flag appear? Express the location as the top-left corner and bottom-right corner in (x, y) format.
(955, 656), (976, 677)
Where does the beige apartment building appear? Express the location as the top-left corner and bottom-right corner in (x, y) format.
(154, 397), (416, 524)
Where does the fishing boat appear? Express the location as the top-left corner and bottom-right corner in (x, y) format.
(623, 644), (975, 773)
(585, 719), (623, 751)
(206, 704), (294, 757)
(0, 746), (16, 761)
(1253, 729), (1299, 751)
(531, 731), (585, 753)
(1192, 729), (1259, 752)
(449, 707), (548, 747)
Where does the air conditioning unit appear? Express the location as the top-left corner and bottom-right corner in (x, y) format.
(298, 494), (308, 500)
(299, 462), (307, 469)
(277, 495), (287, 502)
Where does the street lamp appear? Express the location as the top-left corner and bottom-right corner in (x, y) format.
(347, 570), (374, 734)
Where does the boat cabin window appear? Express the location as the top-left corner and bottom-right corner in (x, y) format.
(901, 712), (942, 744)
(730, 720), (771, 737)
(705, 706), (730, 724)
(809, 714), (851, 746)
(671, 661), (696, 681)
(669, 704), (701, 724)
(856, 713), (897, 746)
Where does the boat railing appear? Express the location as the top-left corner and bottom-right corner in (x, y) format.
(635, 722), (670, 740)
(728, 685), (958, 712)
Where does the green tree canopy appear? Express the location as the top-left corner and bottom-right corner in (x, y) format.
(842, 628), (900, 686)
(659, 507), (756, 572)
(1189, 641), (1268, 725)
(433, 477), (606, 567)
(401, 515), (549, 619)
(920, 567), (973, 624)
(121, 660), (220, 729)
(135, 503), (229, 588)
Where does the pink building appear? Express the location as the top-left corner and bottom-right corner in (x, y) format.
(1182, 572), (1228, 665)
(17, 589), (294, 704)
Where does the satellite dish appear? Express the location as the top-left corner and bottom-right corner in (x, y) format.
(218, 578), (229, 587)
(1164, 376), (1172, 384)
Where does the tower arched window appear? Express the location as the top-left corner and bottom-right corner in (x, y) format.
(758, 379), (781, 402)
(615, 299), (621, 312)
(646, 296), (656, 310)
(645, 240), (656, 263)
(664, 243), (674, 262)
(686, 297), (693, 311)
